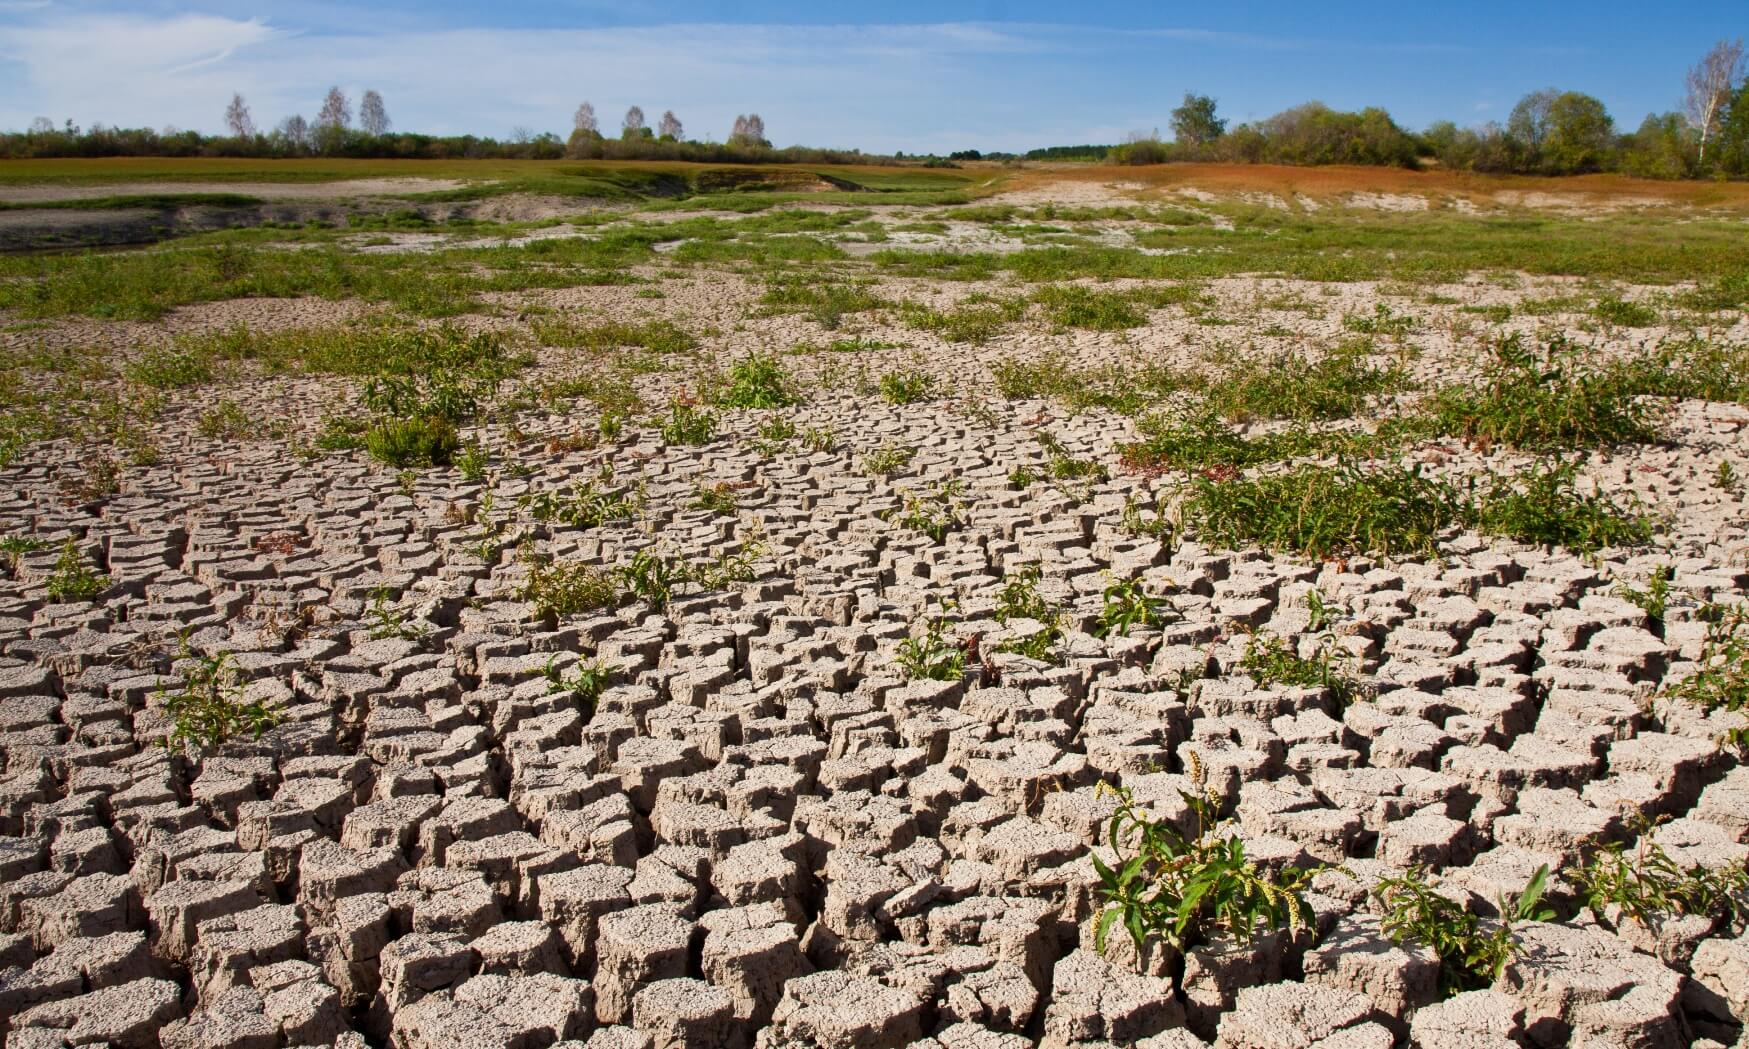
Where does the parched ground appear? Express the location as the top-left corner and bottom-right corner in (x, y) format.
(4, 167), (1749, 1049)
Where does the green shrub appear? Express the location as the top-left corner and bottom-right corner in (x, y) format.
(880, 368), (937, 404)
(43, 539), (110, 601)
(1592, 296), (1659, 327)
(659, 402), (717, 444)
(519, 556), (621, 620)
(895, 616), (966, 681)
(1426, 333), (1660, 450)
(715, 353), (803, 408)
(1201, 345), (1403, 422)
(159, 650), (279, 754)
(365, 416), (461, 468)
(1468, 460), (1652, 553)
(1092, 765), (1315, 954)
(126, 348), (213, 389)
(1572, 816), (1749, 927)
(1033, 285), (1147, 330)
(1374, 865), (1553, 997)
(1180, 462), (1460, 559)
(1239, 630), (1362, 706)
(197, 399), (253, 440)
(1096, 575), (1171, 637)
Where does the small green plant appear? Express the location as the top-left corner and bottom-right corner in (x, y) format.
(1614, 565), (1675, 627)
(1120, 493), (1174, 540)
(880, 368), (937, 405)
(1374, 865), (1554, 997)
(365, 588), (427, 641)
(691, 481), (740, 515)
(544, 655), (616, 716)
(159, 649), (280, 754)
(1239, 630), (1363, 706)
(892, 480), (969, 542)
(1592, 296), (1659, 328)
(599, 412), (625, 442)
(520, 479), (639, 529)
(993, 566), (1063, 663)
(197, 399), (254, 440)
(0, 535), (47, 575)
(895, 616), (967, 681)
(716, 353), (803, 408)
(1469, 460), (1652, 554)
(1180, 461), (1460, 560)
(1572, 815), (1749, 929)
(1096, 574), (1171, 638)
(1091, 759), (1316, 954)
(659, 401), (717, 445)
(365, 416), (461, 468)
(1008, 465), (1039, 489)
(861, 443), (916, 477)
(455, 441), (489, 481)
(44, 539), (110, 601)
(1718, 461), (1740, 492)
(126, 347), (213, 389)
(1663, 603), (1749, 749)
(1426, 333), (1660, 451)
(800, 426), (836, 453)
(519, 555), (620, 621)
(620, 548), (690, 608)
(1342, 303), (1417, 338)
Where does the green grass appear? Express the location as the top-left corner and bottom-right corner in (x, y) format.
(878, 210), (1749, 286)
(898, 295), (1028, 344)
(1180, 458), (1652, 559)
(0, 192), (266, 211)
(532, 316), (698, 355)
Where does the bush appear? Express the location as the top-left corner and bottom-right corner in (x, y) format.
(43, 539), (110, 601)
(659, 402), (717, 445)
(1468, 460), (1651, 553)
(365, 416), (460, 468)
(1426, 333), (1660, 451)
(880, 368), (937, 404)
(1180, 462), (1460, 560)
(715, 353), (803, 408)
(159, 650), (280, 754)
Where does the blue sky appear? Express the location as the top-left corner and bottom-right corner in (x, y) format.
(0, 1), (1742, 152)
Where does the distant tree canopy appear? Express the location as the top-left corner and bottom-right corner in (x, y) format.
(11, 39), (1749, 179)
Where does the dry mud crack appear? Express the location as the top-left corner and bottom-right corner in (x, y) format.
(4, 179), (1749, 1049)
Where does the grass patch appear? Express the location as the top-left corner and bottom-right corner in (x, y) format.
(1427, 333), (1660, 450)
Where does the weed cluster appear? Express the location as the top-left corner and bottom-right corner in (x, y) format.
(159, 648), (280, 754)
(1661, 603), (1749, 749)
(891, 480), (970, 542)
(880, 368), (938, 405)
(44, 539), (110, 601)
(714, 353), (803, 409)
(1239, 630), (1362, 706)
(659, 401), (718, 445)
(1374, 865), (1553, 997)
(1179, 459), (1651, 560)
(1096, 575), (1172, 638)
(544, 655), (616, 716)
(520, 477), (641, 529)
(895, 616), (967, 681)
(1427, 333), (1660, 451)
(862, 443), (916, 477)
(993, 566), (1064, 663)
(1092, 761), (1316, 954)
(1573, 816), (1749, 930)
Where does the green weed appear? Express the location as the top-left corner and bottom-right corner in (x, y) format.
(896, 616), (967, 681)
(159, 649), (280, 754)
(44, 539), (110, 601)
(1092, 764), (1316, 954)
(1374, 865), (1554, 997)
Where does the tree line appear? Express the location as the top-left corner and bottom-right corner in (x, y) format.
(5, 39), (1749, 178)
(0, 90), (880, 166)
